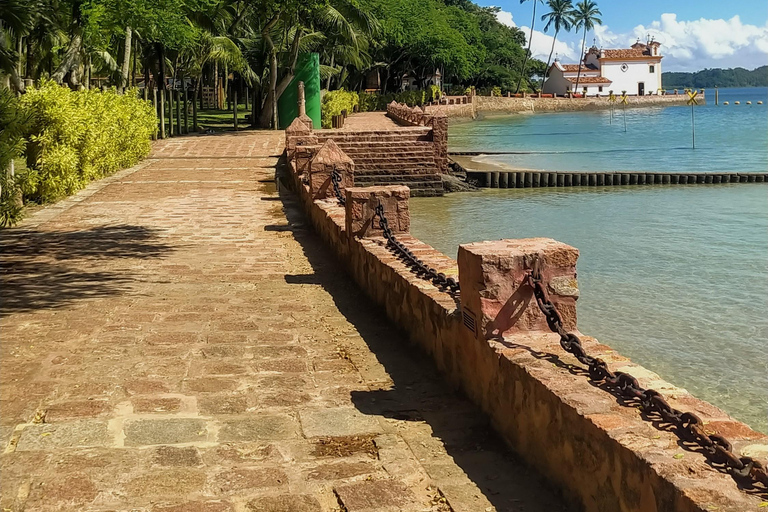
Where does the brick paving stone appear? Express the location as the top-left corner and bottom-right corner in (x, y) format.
(16, 421), (110, 451)
(124, 418), (208, 446)
(0, 132), (568, 512)
(334, 479), (421, 511)
(245, 495), (323, 512)
(300, 407), (384, 438)
(218, 415), (301, 441)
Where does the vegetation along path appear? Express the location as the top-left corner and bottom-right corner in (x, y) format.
(0, 131), (568, 512)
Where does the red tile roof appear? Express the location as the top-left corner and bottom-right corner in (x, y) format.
(561, 64), (599, 72)
(601, 48), (656, 59)
(566, 76), (612, 84)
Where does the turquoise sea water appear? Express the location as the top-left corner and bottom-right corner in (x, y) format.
(411, 88), (768, 433)
(451, 87), (768, 174)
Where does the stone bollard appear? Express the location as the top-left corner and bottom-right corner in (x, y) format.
(308, 140), (354, 200)
(430, 111), (448, 174)
(294, 145), (320, 177)
(457, 238), (579, 340)
(298, 81), (306, 117)
(285, 117), (316, 156)
(344, 185), (410, 239)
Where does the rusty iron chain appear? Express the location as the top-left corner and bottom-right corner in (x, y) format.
(330, 168), (346, 206)
(373, 202), (460, 295)
(524, 257), (768, 492)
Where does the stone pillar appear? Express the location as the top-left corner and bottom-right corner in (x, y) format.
(457, 238), (579, 340)
(308, 139), (354, 200)
(294, 145), (320, 177)
(430, 111), (448, 174)
(298, 81), (306, 117)
(345, 185), (410, 239)
(285, 117), (313, 154)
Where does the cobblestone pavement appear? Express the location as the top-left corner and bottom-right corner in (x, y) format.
(0, 132), (568, 512)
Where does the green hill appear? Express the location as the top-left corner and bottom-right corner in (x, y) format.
(662, 66), (768, 89)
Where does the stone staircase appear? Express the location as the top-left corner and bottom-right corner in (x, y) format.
(316, 128), (443, 197)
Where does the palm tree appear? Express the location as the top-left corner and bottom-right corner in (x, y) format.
(540, 0), (573, 86)
(571, 0), (601, 95)
(514, 0), (542, 94)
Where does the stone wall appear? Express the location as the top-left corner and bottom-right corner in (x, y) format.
(283, 135), (767, 512)
(427, 93), (699, 118)
(386, 102), (449, 175)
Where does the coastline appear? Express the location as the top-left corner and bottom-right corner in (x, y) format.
(425, 93), (699, 118)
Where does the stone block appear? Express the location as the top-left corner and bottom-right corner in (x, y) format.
(294, 145), (319, 177)
(333, 479), (419, 511)
(299, 407), (383, 437)
(245, 495), (322, 512)
(308, 140), (354, 200)
(344, 186), (410, 239)
(16, 420), (110, 451)
(124, 418), (208, 446)
(457, 238), (579, 340)
(218, 414), (301, 441)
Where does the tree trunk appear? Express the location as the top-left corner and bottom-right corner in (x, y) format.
(157, 43), (167, 91)
(326, 53), (334, 90)
(52, 33), (83, 85)
(270, 49), (278, 129)
(574, 30), (587, 94)
(515, 2), (537, 94)
(543, 28), (559, 88)
(120, 26), (132, 91)
(131, 39), (137, 86)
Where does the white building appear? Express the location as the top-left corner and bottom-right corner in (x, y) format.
(543, 40), (663, 97)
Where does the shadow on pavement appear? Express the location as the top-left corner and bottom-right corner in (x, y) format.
(1, 224), (173, 315)
(276, 172), (571, 512)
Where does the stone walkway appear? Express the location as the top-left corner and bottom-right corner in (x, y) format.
(0, 132), (567, 512)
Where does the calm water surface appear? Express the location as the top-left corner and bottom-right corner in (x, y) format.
(412, 91), (768, 432)
(451, 87), (768, 174)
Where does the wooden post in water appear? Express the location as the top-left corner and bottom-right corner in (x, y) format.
(715, 86), (719, 106)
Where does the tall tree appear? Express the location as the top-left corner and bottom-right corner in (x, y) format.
(571, 0), (601, 95)
(514, 0), (542, 94)
(540, 0), (573, 86)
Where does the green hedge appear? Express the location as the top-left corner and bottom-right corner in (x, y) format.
(20, 80), (156, 204)
(321, 89), (359, 128)
(0, 89), (29, 227)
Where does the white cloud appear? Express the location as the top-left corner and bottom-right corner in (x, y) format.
(495, 9), (577, 62)
(597, 14), (768, 71)
(495, 9), (515, 28)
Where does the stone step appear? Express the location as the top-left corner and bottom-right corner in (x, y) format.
(354, 175), (442, 184)
(352, 160), (436, 167)
(317, 132), (431, 143)
(334, 141), (435, 148)
(354, 167), (439, 175)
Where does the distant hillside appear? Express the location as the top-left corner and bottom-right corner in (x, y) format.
(662, 66), (768, 89)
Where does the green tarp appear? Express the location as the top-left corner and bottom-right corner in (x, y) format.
(277, 53), (321, 129)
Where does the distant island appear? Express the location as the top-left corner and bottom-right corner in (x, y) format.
(663, 66), (768, 89)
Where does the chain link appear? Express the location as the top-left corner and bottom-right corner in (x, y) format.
(330, 168), (346, 206)
(525, 257), (767, 493)
(372, 202), (460, 295)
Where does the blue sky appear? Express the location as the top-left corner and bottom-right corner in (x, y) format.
(486, 0), (768, 71)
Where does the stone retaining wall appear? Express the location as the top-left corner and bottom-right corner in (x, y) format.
(425, 94), (698, 118)
(283, 136), (767, 512)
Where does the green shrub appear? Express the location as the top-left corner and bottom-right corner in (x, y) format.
(20, 80), (156, 204)
(321, 89), (359, 128)
(491, 86), (502, 97)
(0, 89), (30, 227)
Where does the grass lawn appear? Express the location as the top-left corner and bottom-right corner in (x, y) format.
(195, 106), (250, 132)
